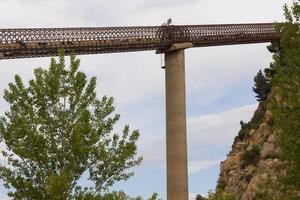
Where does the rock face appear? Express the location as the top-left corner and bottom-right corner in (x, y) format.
(217, 107), (283, 200)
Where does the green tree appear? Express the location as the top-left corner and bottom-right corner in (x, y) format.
(204, 190), (236, 200)
(0, 52), (143, 199)
(269, 1), (300, 199)
(207, 2), (300, 199)
(79, 191), (159, 200)
(195, 194), (207, 200)
(265, 42), (285, 80)
(253, 70), (270, 101)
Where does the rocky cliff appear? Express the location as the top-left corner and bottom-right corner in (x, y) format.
(196, 85), (300, 200)
(197, 5), (300, 198)
(196, 95), (284, 200)
(202, 73), (300, 200)
(214, 98), (285, 200)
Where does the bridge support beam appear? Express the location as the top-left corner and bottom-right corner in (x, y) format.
(163, 42), (192, 200)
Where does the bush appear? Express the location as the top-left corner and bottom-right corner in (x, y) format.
(206, 191), (236, 200)
(241, 146), (260, 168)
(236, 101), (266, 141)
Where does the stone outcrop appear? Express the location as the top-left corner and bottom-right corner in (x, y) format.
(217, 108), (283, 200)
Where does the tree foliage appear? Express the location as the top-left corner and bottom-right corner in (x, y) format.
(0, 52), (144, 199)
(241, 2), (300, 198)
(236, 101), (266, 141)
(253, 70), (270, 102)
(201, 2), (300, 199)
(204, 190), (236, 200)
(267, 1), (300, 199)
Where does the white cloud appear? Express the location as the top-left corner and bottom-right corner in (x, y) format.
(136, 0), (198, 9)
(188, 103), (257, 149)
(79, 52), (164, 106)
(0, 196), (11, 200)
(188, 159), (222, 174)
(138, 103), (257, 167)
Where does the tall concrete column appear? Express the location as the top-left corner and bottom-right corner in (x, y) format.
(164, 43), (192, 200)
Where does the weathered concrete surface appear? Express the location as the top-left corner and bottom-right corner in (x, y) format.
(165, 48), (188, 200)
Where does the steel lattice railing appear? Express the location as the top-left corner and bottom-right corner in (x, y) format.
(0, 23), (279, 59)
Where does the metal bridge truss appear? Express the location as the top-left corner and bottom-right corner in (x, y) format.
(0, 23), (279, 59)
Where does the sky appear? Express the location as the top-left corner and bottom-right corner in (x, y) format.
(0, 0), (294, 199)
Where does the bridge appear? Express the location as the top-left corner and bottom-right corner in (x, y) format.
(0, 23), (278, 59)
(0, 23), (279, 200)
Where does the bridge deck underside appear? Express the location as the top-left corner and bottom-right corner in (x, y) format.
(0, 23), (279, 59)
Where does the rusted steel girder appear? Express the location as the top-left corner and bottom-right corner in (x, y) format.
(0, 23), (279, 59)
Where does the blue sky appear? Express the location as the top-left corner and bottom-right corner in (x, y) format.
(0, 0), (293, 199)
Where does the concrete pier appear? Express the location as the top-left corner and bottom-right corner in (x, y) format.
(164, 43), (192, 200)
